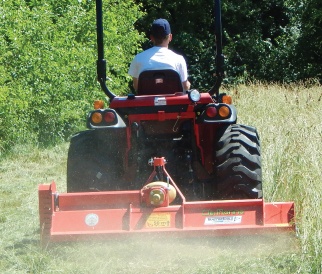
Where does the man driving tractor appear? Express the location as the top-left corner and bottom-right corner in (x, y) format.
(128, 18), (191, 92)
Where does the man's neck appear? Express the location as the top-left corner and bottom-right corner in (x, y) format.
(154, 42), (168, 48)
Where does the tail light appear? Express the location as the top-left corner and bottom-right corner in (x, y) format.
(201, 104), (232, 122)
(206, 106), (218, 118)
(104, 112), (116, 123)
(89, 109), (118, 127)
(91, 112), (103, 124)
(218, 105), (230, 118)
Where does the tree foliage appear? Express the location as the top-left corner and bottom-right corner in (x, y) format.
(296, 0), (322, 80)
(0, 0), (144, 153)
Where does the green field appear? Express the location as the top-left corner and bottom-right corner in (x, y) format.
(0, 83), (321, 273)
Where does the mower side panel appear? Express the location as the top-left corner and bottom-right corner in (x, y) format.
(39, 182), (295, 244)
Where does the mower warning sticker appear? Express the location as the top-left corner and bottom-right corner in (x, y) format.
(154, 97), (166, 106)
(85, 213), (99, 227)
(145, 213), (170, 228)
(204, 216), (242, 225)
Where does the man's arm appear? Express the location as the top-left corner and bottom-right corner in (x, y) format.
(132, 77), (138, 91)
(182, 80), (191, 91)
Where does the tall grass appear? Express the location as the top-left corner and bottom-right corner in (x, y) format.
(232, 82), (322, 273)
(0, 83), (321, 273)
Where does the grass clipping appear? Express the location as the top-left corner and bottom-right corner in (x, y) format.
(0, 83), (321, 273)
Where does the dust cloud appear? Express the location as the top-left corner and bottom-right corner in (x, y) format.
(52, 232), (299, 273)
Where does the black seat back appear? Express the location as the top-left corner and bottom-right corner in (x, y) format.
(137, 69), (183, 95)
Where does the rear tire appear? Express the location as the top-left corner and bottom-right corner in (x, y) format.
(67, 129), (125, 192)
(215, 124), (262, 199)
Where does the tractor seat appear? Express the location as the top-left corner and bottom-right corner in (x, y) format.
(137, 69), (183, 95)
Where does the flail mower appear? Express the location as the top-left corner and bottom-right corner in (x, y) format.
(38, 0), (295, 244)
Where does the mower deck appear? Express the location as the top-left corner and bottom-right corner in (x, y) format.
(39, 182), (295, 243)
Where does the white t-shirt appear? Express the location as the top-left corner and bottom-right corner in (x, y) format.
(128, 46), (188, 82)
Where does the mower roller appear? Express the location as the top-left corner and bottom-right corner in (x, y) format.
(38, 0), (295, 244)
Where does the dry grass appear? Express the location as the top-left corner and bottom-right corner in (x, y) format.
(0, 83), (321, 273)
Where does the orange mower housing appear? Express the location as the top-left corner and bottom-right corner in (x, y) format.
(38, 158), (295, 244)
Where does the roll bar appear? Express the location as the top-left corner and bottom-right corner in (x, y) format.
(96, 0), (116, 100)
(208, 0), (225, 97)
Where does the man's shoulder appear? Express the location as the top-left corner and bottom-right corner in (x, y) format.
(135, 47), (159, 59)
(166, 48), (184, 57)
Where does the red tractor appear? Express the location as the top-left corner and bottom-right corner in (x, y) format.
(38, 0), (294, 243)
(67, 2), (261, 200)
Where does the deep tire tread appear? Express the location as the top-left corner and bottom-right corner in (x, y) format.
(215, 124), (262, 199)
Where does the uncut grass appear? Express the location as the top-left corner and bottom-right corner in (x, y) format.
(233, 82), (322, 273)
(0, 83), (321, 273)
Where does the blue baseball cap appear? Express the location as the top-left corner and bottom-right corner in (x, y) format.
(151, 18), (171, 37)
